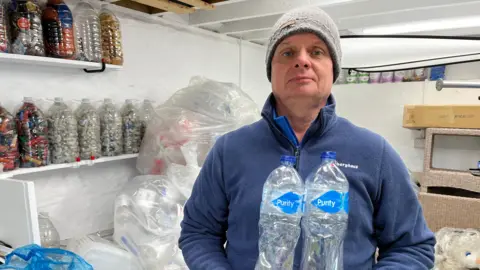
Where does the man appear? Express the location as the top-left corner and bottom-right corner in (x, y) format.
(179, 6), (435, 270)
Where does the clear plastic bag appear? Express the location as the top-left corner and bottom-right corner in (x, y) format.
(114, 175), (187, 270)
(137, 76), (260, 175)
(15, 97), (49, 167)
(0, 3), (9, 53)
(99, 98), (122, 157)
(121, 100), (141, 154)
(75, 99), (101, 160)
(47, 98), (79, 164)
(0, 244), (93, 269)
(0, 105), (19, 171)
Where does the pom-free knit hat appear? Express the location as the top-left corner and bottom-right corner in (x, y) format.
(265, 6), (342, 83)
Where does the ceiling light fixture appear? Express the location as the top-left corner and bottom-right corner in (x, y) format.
(362, 16), (480, 35)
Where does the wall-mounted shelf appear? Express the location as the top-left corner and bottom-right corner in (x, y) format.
(0, 53), (122, 72)
(0, 154), (138, 179)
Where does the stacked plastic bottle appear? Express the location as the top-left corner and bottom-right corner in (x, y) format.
(301, 151), (349, 270)
(255, 155), (304, 270)
(121, 99), (141, 154)
(75, 99), (101, 160)
(9, 0), (45, 56)
(15, 97), (49, 167)
(47, 98), (79, 164)
(0, 105), (19, 171)
(0, 2), (9, 53)
(42, 0), (75, 59)
(74, 0), (102, 62)
(139, 99), (154, 142)
(99, 4), (123, 65)
(99, 98), (122, 156)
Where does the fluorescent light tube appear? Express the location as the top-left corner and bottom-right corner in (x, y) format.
(362, 16), (480, 35)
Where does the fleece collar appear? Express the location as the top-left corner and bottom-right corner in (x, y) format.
(261, 93), (338, 148)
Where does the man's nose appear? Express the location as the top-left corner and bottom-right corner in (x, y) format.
(294, 49), (310, 69)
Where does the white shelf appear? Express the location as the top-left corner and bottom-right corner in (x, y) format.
(0, 154), (138, 179)
(0, 53), (122, 71)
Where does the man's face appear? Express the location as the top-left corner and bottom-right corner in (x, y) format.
(271, 33), (333, 105)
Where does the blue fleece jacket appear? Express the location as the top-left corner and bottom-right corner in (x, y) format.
(179, 94), (435, 270)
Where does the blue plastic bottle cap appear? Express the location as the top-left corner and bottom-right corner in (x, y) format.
(280, 155), (296, 164)
(321, 151), (337, 160)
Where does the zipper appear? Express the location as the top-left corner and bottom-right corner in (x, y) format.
(262, 115), (302, 170)
(294, 147), (301, 171)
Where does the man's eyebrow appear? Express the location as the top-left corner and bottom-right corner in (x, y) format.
(277, 42), (290, 48)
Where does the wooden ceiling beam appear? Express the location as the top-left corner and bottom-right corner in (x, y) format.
(131, 0), (195, 14)
(176, 0), (215, 10)
(112, 0), (164, 14)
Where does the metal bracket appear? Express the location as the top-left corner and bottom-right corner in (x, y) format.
(84, 60), (106, 73)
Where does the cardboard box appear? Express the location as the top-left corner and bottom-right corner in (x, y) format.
(418, 191), (480, 232)
(403, 105), (480, 129)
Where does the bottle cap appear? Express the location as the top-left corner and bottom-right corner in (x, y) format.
(321, 151), (337, 161)
(280, 155), (296, 165)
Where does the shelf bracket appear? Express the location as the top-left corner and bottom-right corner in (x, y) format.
(84, 60), (106, 73)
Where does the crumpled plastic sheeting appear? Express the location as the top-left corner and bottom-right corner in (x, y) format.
(136, 76), (261, 175)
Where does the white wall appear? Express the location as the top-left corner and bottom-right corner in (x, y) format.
(334, 65), (480, 174)
(5, 3), (271, 240)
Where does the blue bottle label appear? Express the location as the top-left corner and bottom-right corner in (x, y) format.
(343, 192), (349, 214)
(271, 191), (303, 214)
(311, 190), (343, 213)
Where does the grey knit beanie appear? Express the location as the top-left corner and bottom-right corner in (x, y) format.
(265, 6), (342, 83)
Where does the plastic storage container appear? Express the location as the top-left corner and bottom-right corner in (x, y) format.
(99, 5), (123, 65)
(99, 98), (122, 156)
(8, 0), (45, 56)
(74, 0), (102, 62)
(121, 99), (141, 154)
(42, 0), (75, 59)
(15, 97), (49, 168)
(0, 105), (19, 171)
(75, 98), (101, 160)
(0, 3), (9, 53)
(38, 212), (60, 248)
(47, 98), (79, 164)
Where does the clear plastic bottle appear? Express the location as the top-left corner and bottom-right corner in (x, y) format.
(121, 99), (141, 154)
(0, 105), (19, 171)
(47, 98), (79, 164)
(0, 3), (9, 53)
(38, 212), (60, 248)
(139, 99), (154, 142)
(75, 98), (101, 160)
(74, 0), (102, 62)
(99, 98), (122, 156)
(99, 4), (123, 65)
(42, 0), (75, 59)
(301, 151), (349, 270)
(15, 97), (49, 168)
(8, 0), (45, 56)
(255, 155), (304, 270)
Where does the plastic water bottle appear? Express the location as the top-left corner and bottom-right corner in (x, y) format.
(255, 155), (304, 270)
(301, 151), (349, 270)
(74, 0), (102, 62)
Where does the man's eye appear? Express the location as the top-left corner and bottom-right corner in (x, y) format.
(312, 49), (324, 56)
(282, 50), (293, 57)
